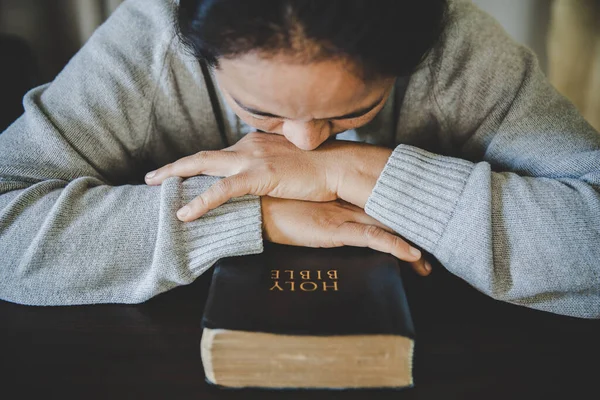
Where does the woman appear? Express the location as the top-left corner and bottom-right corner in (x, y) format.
(0, 0), (598, 318)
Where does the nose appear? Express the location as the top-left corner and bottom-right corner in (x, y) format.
(281, 120), (331, 150)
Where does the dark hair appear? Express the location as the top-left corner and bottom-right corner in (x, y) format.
(177, 0), (448, 80)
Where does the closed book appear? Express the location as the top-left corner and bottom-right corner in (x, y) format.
(200, 243), (416, 390)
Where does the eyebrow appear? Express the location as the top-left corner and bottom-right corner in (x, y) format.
(233, 96), (384, 120)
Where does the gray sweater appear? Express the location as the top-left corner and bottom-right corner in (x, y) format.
(0, 0), (599, 318)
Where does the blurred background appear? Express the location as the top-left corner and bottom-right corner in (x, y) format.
(0, 0), (598, 132)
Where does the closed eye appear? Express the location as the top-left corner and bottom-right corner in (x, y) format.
(248, 113), (271, 120)
(234, 96), (384, 121)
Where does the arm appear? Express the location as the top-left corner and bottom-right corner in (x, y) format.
(0, 0), (262, 306)
(363, 0), (600, 318)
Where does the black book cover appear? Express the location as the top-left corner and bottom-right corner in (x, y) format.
(202, 243), (415, 338)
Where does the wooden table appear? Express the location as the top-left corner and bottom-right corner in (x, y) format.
(2, 260), (599, 399)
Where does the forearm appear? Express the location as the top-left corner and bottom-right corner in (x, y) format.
(365, 145), (600, 318)
(0, 175), (262, 306)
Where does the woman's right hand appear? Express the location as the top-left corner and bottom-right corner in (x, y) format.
(260, 196), (432, 276)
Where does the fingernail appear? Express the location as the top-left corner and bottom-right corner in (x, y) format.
(424, 261), (432, 273)
(177, 206), (190, 219)
(145, 171), (156, 180)
(409, 246), (421, 258)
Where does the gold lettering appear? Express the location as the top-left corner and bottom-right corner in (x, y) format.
(316, 270), (322, 280)
(269, 281), (284, 291)
(271, 270), (279, 280)
(322, 281), (338, 291)
(300, 282), (318, 292)
(284, 270), (294, 279)
(300, 270), (310, 280)
(285, 281), (295, 291)
(327, 270), (338, 280)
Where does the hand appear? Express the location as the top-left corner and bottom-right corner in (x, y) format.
(261, 196), (432, 276)
(144, 132), (392, 221)
(146, 132), (336, 221)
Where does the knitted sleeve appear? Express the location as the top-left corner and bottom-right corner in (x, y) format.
(0, 0), (262, 305)
(365, 0), (600, 318)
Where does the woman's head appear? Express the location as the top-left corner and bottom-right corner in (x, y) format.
(177, 0), (448, 149)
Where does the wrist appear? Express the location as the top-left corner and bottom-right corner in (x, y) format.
(260, 196), (271, 242)
(336, 146), (392, 208)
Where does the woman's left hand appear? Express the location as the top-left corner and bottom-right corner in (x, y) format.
(145, 132), (392, 221)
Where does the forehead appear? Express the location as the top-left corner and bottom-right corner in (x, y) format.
(214, 53), (392, 119)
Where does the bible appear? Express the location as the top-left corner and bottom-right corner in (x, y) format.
(200, 243), (416, 390)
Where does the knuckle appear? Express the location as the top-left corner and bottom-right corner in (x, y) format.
(388, 234), (409, 252)
(214, 179), (231, 196)
(194, 195), (207, 208)
(251, 148), (267, 158)
(390, 235), (406, 251)
(194, 151), (210, 165)
(363, 225), (382, 240)
(261, 161), (277, 175)
(187, 195), (206, 212)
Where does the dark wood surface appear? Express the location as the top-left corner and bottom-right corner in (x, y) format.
(1, 259), (599, 399)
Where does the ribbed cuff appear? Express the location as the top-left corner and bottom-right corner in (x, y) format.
(364, 145), (474, 253)
(180, 176), (263, 274)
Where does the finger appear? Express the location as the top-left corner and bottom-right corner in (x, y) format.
(333, 222), (426, 269)
(145, 150), (237, 185)
(408, 258), (432, 277)
(335, 204), (421, 260)
(333, 201), (396, 233)
(176, 174), (251, 221)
